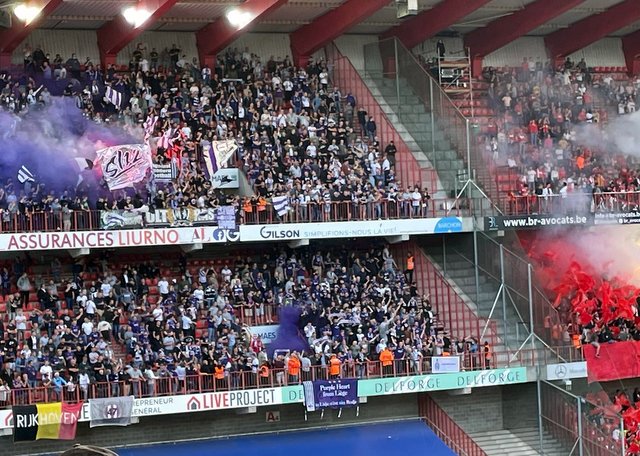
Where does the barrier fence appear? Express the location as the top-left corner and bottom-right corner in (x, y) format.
(418, 393), (488, 456)
(0, 348), (580, 409)
(0, 198), (483, 234)
(499, 191), (640, 217)
(541, 381), (623, 456)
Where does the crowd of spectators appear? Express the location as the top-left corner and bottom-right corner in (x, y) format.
(0, 244), (481, 406)
(0, 43), (433, 231)
(478, 56), (640, 210)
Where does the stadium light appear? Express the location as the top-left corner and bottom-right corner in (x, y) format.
(122, 5), (152, 28)
(226, 8), (253, 29)
(13, 3), (41, 24)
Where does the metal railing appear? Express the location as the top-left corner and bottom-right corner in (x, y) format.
(541, 381), (623, 456)
(0, 198), (485, 234)
(364, 38), (500, 206)
(0, 353), (536, 407)
(0, 348), (581, 409)
(499, 191), (640, 216)
(390, 240), (499, 348)
(419, 393), (488, 456)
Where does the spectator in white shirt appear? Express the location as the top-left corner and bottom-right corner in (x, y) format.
(158, 277), (169, 298)
(39, 360), (53, 381)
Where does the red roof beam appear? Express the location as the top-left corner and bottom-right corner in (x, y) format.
(196, 0), (287, 70)
(290, 0), (390, 68)
(381, 0), (492, 50)
(464, 0), (585, 76)
(0, 0), (63, 68)
(97, 0), (179, 68)
(545, 0), (640, 66)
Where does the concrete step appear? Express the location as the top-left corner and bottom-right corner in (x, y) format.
(469, 427), (568, 456)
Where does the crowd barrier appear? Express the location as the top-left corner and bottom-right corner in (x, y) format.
(0, 347), (580, 409)
(0, 199), (480, 234)
(500, 192), (640, 216)
(419, 393), (488, 456)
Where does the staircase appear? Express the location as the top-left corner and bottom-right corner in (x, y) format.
(469, 427), (568, 456)
(390, 241), (504, 357)
(424, 240), (530, 354)
(364, 74), (467, 197)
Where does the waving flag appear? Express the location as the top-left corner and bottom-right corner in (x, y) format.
(96, 144), (152, 190)
(143, 115), (158, 141)
(272, 195), (290, 216)
(89, 396), (134, 427)
(104, 86), (122, 108)
(203, 139), (238, 179)
(17, 165), (35, 184)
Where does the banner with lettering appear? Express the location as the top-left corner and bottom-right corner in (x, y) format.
(59, 402), (84, 440)
(303, 379), (358, 411)
(99, 208), (223, 229)
(13, 402), (83, 441)
(96, 144), (152, 190)
(13, 405), (37, 442)
(89, 396), (134, 427)
(152, 162), (178, 182)
(217, 206), (236, 230)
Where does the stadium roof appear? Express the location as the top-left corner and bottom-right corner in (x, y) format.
(20, 0), (640, 36)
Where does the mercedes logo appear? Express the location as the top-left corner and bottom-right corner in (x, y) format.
(555, 364), (567, 379)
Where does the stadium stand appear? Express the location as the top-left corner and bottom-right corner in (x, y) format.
(0, 47), (448, 235)
(470, 60), (640, 215)
(0, 243), (491, 408)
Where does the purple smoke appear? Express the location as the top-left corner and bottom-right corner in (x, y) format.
(267, 306), (309, 356)
(0, 98), (137, 193)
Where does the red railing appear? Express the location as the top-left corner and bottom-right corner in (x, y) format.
(240, 199), (478, 224)
(500, 192), (640, 216)
(418, 393), (488, 456)
(1, 349), (571, 409)
(390, 241), (500, 348)
(541, 383), (622, 456)
(0, 199), (485, 234)
(325, 43), (439, 198)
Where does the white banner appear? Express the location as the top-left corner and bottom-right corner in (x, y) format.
(545, 362), (588, 381)
(239, 217), (472, 242)
(100, 208), (220, 229)
(211, 168), (239, 189)
(0, 227), (239, 251)
(432, 356), (460, 374)
(247, 325), (280, 344)
(97, 144), (152, 190)
(212, 139), (238, 168)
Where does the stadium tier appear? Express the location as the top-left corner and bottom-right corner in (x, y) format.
(2, 1), (640, 455)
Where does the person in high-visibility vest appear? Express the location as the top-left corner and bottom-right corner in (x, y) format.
(287, 351), (301, 384)
(405, 253), (415, 284)
(259, 362), (270, 387)
(483, 342), (493, 369)
(379, 346), (394, 377)
(328, 354), (341, 379)
(242, 198), (253, 223)
(257, 196), (267, 222)
(214, 362), (226, 390)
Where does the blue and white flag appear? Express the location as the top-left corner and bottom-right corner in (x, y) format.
(89, 396), (134, 427)
(272, 195), (290, 217)
(143, 115), (158, 141)
(104, 86), (122, 108)
(17, 165), (35, 184)
(303, 381), (316, 412)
